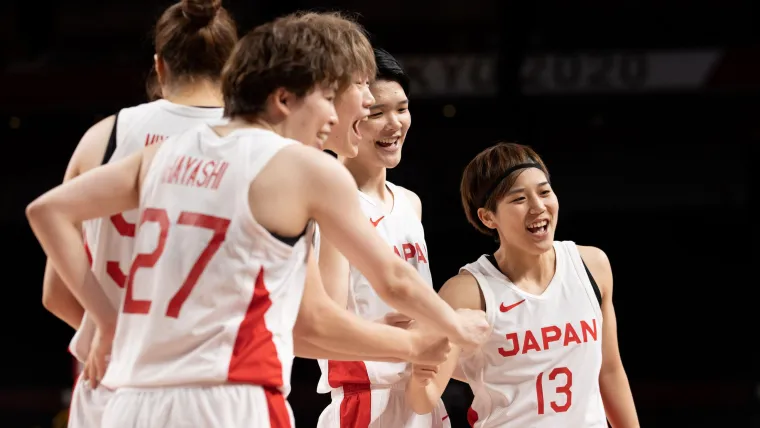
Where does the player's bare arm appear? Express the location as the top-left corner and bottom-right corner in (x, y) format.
(315, 236), (351, 308)
(42, 115), (116, 329)
(27, 144), (160, 336)
(314, 182), (417, 314)
(293, 250), (450, 366)
(260, 145), (488, 349)
(578, 245), (640, 428)
(405, 272), (484, 414)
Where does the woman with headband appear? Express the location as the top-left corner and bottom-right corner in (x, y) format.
(404, 143), (640, 427)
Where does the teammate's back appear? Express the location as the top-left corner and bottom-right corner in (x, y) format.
(73, 100), (224, 360)
(103, 125), (309, 391)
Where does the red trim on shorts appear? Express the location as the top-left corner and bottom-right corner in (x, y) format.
(327, 347), (373, 427)
(336, 384), (371, 428)
(227, 267), (284, 387)
(264, 387), (291, 428)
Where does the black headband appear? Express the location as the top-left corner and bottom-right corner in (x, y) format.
(479, 162), (546, 207)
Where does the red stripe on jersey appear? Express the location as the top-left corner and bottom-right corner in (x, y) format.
(264, 387), (291, 428)
(227, 267), (284, 387)
(327, 361), (371, 387)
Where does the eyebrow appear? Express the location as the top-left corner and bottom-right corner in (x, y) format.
(370, 99), (409, 109)
(506, 181), (549, 195)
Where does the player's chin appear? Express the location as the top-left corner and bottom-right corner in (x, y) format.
(523, 230), (554, 253)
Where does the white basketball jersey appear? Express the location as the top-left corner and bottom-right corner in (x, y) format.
(317, 182), (432, 392)
(459, 241), (606, 428)
(70, 100), (224, 364)
(101, 126), (312, 394)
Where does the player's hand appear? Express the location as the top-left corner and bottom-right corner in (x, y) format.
(450, 309), (491, 355)
(381, 312), (413, 329)
(408, 321), (451, 366)
(410, 363), (439, 386)
(86, 328), (113, 388)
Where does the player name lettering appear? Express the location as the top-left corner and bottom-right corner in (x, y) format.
(498, 319), (598, 357)
(161, 155), (230, 190)
(392, 242), (428, 264)
(145, 133), (168, 146)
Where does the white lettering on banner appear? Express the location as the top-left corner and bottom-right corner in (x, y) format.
(398, 55), (499, 98)
(522, 50), (721, 94)
(396, 50), (721, 97)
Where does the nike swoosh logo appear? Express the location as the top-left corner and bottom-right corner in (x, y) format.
(370, 216), (385, 227)
(499, 299), (526, 313)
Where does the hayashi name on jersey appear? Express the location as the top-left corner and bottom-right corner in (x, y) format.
(161, 155), (230, 190)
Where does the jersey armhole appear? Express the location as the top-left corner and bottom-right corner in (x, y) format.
(100, 112), (120, 165)
(581, 259), (603, 307)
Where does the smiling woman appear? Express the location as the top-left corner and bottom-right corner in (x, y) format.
(404, 142), (641, 428)
(313, 48), (454, 428)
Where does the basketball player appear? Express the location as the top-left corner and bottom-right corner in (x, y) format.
(27, 15), (489, 427)
(312, 48), (450, 428)
(404, 143), (640, 427)
(282, 14), (487, 366)
(40, 0), (237, 426)
(294, 12), (376, 160)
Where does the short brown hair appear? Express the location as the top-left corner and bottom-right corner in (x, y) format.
(460, 143), (550, 237)
(153, 0), (238, 87)
(222, 12), (376, 118)
(293, 11), (376, 88)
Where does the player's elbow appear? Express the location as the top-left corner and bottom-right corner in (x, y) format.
(293, 297), (332, 341)
(406, 390), (436, 415)
(410, 401), (435, 415)
(41, 288), (57, 313)
(25, 198), (47, 226)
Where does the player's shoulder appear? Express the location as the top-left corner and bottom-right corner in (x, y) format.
(274, 145), (355, 184)
(576, 245), (613, 295)
(391, 184), (422, 217)
(438, 271), (482, 311)
(71, 114), (118, 175)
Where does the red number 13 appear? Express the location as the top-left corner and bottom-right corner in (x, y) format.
(123, 208), (230, 319)
(536, 367), (573, 414)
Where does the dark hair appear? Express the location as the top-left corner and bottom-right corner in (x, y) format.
(145, 67), (162, 101)
(222, 12), (375, 118)
(152, 0), (238, 87)
(460, 143), (550, 237)
(374, 48), (410, 95)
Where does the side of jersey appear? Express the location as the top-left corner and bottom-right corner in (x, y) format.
(317, 182), (432, 392)
(460, 241), (606, 428)
(70, 100), (224, 363)
(101, 127), (311, 394)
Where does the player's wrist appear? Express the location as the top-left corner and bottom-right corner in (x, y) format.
(401, 330), (419, 362)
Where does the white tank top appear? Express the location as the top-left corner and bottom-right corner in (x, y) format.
(101, 126), (312, 395)
(317, 182), (432, 392)
(459, 241), (606, 428)
(70, 100), (224, 364)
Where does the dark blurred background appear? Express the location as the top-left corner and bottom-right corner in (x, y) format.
(2, 0), (758, 426)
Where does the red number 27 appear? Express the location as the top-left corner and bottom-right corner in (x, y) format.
(122, 208), (230, 319)
(536, 366), (573, 414)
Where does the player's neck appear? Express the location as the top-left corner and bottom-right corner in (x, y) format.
(163, 80), (223, 107)
(345, 162), (388, 201)
(493, 245), (556, 289)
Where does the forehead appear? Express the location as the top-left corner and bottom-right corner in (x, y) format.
(370, 80), (406, 102)
(512, 167), (549, 186)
